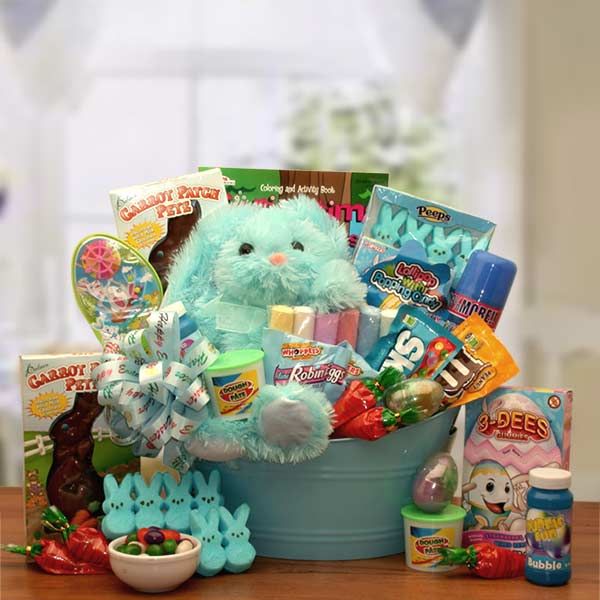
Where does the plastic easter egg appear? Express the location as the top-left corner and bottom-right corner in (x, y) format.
(383, 379), (444, 423)
(412, 452), (458, 513)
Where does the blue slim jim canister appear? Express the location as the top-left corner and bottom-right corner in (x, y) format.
(446, 250), (516, 330)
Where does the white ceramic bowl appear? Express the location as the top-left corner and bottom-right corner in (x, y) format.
(108, 534), (201, 593)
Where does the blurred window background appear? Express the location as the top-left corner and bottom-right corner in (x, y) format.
(0, 0), (598, 498)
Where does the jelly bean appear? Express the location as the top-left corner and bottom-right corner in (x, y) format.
(162, 539), (177, 555)
(146, 544), (164, 557)
(160, 529), (181, 542)
(126, 532), (138, 543)
(175, 540), (193, 554)
(137, 528), (150, 544)
(116, 544), (129, 554)
(144, 529), (165, 545)
(126, 543), (142, 556)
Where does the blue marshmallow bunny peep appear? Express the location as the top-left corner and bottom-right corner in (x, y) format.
(102, 473), (136, 539)
(165, 197), (366, 464)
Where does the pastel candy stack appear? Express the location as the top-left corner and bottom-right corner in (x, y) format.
(336, 309), (359, 346)
(266, 303), (389, 357)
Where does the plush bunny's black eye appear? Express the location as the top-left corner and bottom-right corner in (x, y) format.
(291, 241), (304, 251)
(239, 243), (254, 255)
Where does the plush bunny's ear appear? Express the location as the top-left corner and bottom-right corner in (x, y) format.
(233, 503), (250, 526)
(280, 195), (348, 258)
(103, 474), (118, 496)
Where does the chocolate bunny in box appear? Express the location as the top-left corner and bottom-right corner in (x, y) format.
(46, 392), (104, 519)
(165, 196), (366, 463)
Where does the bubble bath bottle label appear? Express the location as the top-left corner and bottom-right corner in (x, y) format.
(526, 508), (572, 575)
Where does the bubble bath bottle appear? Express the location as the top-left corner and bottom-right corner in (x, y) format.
(525, 467), (572, 586)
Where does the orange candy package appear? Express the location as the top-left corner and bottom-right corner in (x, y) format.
(434, 313), (519, 407)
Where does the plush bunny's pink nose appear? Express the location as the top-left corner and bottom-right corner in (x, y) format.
(269, 252), (288, 266)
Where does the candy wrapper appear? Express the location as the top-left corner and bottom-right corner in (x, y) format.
(435, 313), (519, 407)
(1, 506), (110, 575)
(366, 305), (463, 379)
(332, 380), (377, 428)
(333, 406), (399, 441)
(332, 367), (412, 440)
(361, 253), (452, 315)
(263, 329), (352, 404)
(93, 308), (220, 473)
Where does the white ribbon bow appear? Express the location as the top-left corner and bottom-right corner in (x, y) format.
(93, 309), (219, 473)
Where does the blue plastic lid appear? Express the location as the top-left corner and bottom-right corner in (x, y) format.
(454, 250), (517, 308)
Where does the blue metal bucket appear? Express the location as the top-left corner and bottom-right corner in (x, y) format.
(203, 407), (459, 560)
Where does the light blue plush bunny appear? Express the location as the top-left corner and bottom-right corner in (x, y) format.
(371, 204), (407, 248)
(189, 508), (226, 577)
(219, 504), (256, 574)
(101, 473), (136, 539)
(192, 470), (224, 515)
(427, 227), (464, 265)
(452, 232), (490, 279)
(166, 196), (365, 351)
(399, 215), (433, 246)
(133, 472), (165, 529)
(165, 198), (354, 465)
(163, 472), (195, 533)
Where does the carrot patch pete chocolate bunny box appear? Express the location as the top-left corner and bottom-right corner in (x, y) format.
(462, 387), (572, 553)
(20, 354), (138, 547)
(110, 169), (228, 290)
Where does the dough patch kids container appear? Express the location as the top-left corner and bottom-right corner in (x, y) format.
(205, 349), (265, 420)
(401, 503), (466, 572)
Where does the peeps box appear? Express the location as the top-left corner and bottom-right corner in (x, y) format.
(198, 167), (388, 246)
(462, 387), (572, 553)
(21, 354), (139, 548)
(353, 185), (495, 280)
(110, 169), (228, 288)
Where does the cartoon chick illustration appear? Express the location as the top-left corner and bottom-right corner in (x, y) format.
(463, 460), (514, 529)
